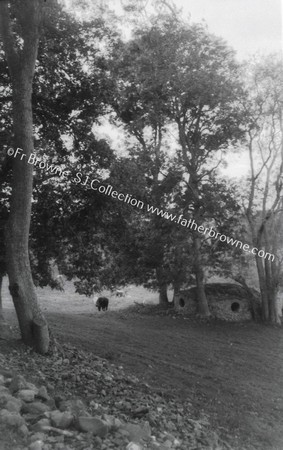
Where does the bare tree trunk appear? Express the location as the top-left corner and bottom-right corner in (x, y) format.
(0, 274), (12, 340)
(255, 256), (269, 321)
(0, 275), (4, 323)
(193, 236), (210, 317)
(265, 259), (281, 324)
(244, 59), (283, 325)
(156, 267), (169, 305)
(159, 284), (169, 305)
(0, 0), (49, 353)
(253, 239), (281, 324)
(5, 73), (49, 355)
(269, 291), (281, 324)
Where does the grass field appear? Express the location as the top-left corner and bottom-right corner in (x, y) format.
(2, 277), (283, 450)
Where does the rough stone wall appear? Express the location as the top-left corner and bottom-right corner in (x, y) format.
(174, 284), (255, 321)
(174, 292), (197, 315)
(209, 298), (252, 321)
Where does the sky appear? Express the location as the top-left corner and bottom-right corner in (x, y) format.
(175, 0), (282, 60)
(65, 0), (282, 60)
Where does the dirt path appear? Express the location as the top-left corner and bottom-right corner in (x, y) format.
(45, 309), (283, 450)
(2, 277), (283, 450)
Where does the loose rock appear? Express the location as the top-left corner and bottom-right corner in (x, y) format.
(0, 409), (25, 427)
(126, 443), (144, 450)
(37, 386), (50, 401)
(22, 401), (51, 415)
(29, 440), (44, 450)
(17, 389), (36, 402)
(9, 374), (29, 393)
(50, 410), (74, 429)
(122, 422), (151, 442)
(5, 396), (22, 413)
(77, 416), (109, 437)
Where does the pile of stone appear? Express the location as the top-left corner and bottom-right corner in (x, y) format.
(0, 371), (183, 450)
(0, 342), (232, 450)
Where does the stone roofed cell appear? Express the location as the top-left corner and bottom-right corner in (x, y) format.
(174, 282), (261, 322)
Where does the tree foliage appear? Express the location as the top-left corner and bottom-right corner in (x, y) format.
(108, 15), (245, 311)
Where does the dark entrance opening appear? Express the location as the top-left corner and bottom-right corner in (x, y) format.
(231, 301), (240, 312)
(179, 298), (185, 307)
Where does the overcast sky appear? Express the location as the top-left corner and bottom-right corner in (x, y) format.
(66, 0), (282, 60)
(177, 0), (282, 59)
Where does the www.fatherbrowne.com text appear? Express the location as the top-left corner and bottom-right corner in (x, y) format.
(73, 174), (275, 262)
(7, 147), (275, 262)
(146, 205), (275, 262)
(73, 175), (275, 263)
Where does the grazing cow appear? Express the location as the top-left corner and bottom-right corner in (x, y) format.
(96, 297), (109, 311)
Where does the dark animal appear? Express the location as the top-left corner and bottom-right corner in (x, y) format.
(96, 297), (109, 311)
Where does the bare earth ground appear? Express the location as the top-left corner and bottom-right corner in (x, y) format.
(2, 278), (283, 450)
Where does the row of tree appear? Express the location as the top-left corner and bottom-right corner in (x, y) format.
(0, 0), (282, 353)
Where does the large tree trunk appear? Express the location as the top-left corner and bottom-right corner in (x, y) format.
(159, 284), (169, 305)
(185, 167), (210, 317)
(255, 254), (281, 324)
(0, 0), (49, 353)
(6, 78), (49, 353)
(156, 267), (169, 305)
(0, 275), (12, 340)
(265, 258), (281, 324)
(268, 290), (281, 324)
(193, 236), (210, 317)
(255, 256), (269, 321)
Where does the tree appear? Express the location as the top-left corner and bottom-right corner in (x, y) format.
(110, 28), (183, 304)
(26, 6), (118, 293)
(111, 16), (244, 314)
(0, 0), (51, 353)
(0, 0), (119, 306)
(241, 56), (283, 324)
(158, 20), (243, 316)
